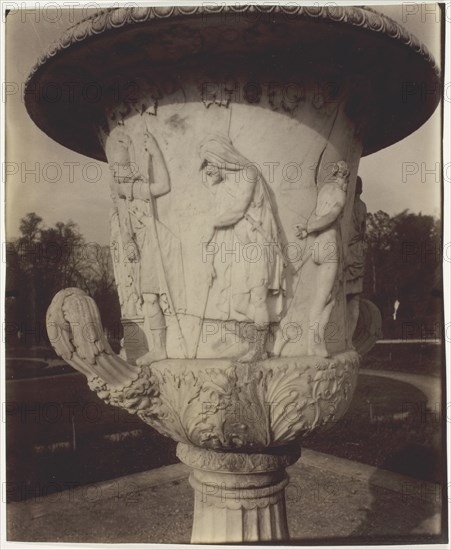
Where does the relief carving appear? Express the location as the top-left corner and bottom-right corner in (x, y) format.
(275, 160), (350, 358)
(46, 286), (359, 451)
(299, 160), (349, 357)
(105, 125), (187, 364)
(345, 175), (367, 344)
(176, 443), (300, 473)
(105, 121), (358, 362)
(199, 134), (286, 362)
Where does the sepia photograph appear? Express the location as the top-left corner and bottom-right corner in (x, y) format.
(1, 1), (449, 547)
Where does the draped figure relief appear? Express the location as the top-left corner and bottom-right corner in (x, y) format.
(198, 134), (286, 361)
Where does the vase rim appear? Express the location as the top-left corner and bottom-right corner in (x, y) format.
(24, 5), (441, 160)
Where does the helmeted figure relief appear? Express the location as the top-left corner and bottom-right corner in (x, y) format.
(295, 160), (350, 357)
(105, 126), (186, 365)
(345, 176), (367, 345)
(199, 134), (285, 362)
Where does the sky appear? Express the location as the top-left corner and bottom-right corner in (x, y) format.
(4, 3), (443, 245)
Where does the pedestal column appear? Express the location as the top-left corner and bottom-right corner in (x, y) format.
(177, 443), (301, 543)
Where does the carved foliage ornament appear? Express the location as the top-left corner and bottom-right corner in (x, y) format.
(47, 287), (358, 451)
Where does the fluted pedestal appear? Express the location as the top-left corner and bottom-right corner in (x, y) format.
(177, 443), (300, 543)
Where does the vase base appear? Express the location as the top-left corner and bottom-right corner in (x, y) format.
(177, 443), (301, 543)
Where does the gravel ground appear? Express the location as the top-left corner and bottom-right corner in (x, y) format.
(7, 455), (443, 545)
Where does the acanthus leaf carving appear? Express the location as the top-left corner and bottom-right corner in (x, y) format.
(47, 288), (359, 452)
(176, 442), (300, 474)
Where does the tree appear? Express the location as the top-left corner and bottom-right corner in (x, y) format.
(84, 245), (121, 345)
(6, 214), (121, 349)
(364, 209), (441, 338)
(391, 211), (441, 328)
(18, 212), (43, 244)
(364, 210), (395, 312)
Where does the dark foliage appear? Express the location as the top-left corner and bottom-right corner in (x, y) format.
(6, 212), (121, 349)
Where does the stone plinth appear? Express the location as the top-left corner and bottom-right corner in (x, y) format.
(177, 444), (301, 543)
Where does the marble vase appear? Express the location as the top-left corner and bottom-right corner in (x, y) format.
(25, 6), (440, 543)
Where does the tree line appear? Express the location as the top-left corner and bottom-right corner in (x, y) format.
(5, 212), (121, 350)
(363, 210), (442, 339)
